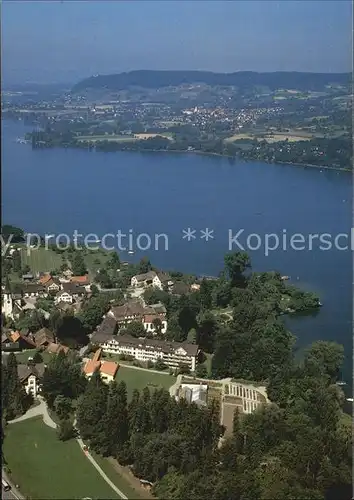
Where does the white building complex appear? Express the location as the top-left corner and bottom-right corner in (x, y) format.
(99, 334), (199, 372)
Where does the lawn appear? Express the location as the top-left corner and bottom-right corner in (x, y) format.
(115, 365), (176, 399)
(91, 452), (145, 499)
(15, 350), (52, 364)
(20, 247), (63, 274)
(3, 417), (120, 499)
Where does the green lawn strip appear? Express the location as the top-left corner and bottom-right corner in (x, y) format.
(90, 451), (144, 499)
(15, 350), (52, 364)
(115, 365), (176, 400)
(3, 417), (120, 500)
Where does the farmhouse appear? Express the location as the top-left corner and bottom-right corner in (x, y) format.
(99, 335), (199, 371)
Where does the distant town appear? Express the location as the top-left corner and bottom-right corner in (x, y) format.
(2, 70), (352, 170)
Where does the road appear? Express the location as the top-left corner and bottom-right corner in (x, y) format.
(2, 471), (23, 500)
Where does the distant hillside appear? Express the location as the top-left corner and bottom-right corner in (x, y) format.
(72, 70), (351, 93)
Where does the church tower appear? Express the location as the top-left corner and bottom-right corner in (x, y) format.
(2, 277), (14, 319)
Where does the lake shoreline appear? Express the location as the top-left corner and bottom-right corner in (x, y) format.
(21, 138), (352, 173)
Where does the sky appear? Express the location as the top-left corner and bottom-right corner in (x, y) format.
(1, 0), (352, 84)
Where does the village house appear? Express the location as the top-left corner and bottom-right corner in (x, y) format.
(45, 278), (61, 293)
(107, 300), (168, 335)
(21, 283), (48, 298)
(33, 327), (56, 348)
(99, 335), (199, 372)
(71, 275), (91, 291)
(46, 342), (70, 355)
(108, 300), (147, 325)
(55, 282), (85, 304)
(83, 348), (119, 383)
(130, 271), (163, 289)
(142, 313), (167, 335)
(90, 316), (118, 345)
(17, 363), (45, 397)
(55, 290), (74, 304)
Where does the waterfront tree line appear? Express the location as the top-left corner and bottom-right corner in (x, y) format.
(26, 127), (352, 170)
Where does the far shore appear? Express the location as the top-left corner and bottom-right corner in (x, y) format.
(22, 136), (352, 173)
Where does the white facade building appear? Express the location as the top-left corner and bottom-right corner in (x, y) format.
(100, 335), (198, 371)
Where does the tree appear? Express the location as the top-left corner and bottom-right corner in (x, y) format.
(79, 295), (111, 333)
(90, 284), (99, 296)
(138, 257), (152, 274)
(76, 369), (108, 446)
(3, 353), (29, 420)
(152, 317), (163, 336)
(197, 311), (219, 353)
(304, 341), (344, 383)
(195, 364), (208, 378)
(199, 279), (213, 309)
(123, 321), (146, 338)
(101, 381), (129, 456)
(41, 351), (87, 408)
(224, 251), (251, 287)
(54, 395), (72, 420)
(71, 252), (87, 276)
(57, 419), (76, 441)
(154, 358), (167, 371)
(1, 225), (24, 243)
(107, 252), (121, 270)
(32, 350), (43, 364)
(94, 269), (113, 288)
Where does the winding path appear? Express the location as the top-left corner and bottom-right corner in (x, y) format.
(7, 398), (128, 499)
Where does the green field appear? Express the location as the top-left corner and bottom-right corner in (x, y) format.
(20, 247), (64, 274)
(83, 249), (115, 275)
(3, 417), (120, 499)
(115, 365), (176, 399)
(19, 246), (116, 277)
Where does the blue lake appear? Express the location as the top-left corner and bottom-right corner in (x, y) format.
(2, 120), (352, 385)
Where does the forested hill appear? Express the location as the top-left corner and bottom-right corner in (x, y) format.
(72, 70), (351, 93)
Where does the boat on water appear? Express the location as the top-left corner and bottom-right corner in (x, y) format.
(336, 381), (347, 386)
(128, 250), (134, 254)
(346, 398), (353, 402)
(281, 275), (290, 281)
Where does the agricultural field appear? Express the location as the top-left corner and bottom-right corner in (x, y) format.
(20, 247), (64, 274)
(224, 133), (255, 143)
(262, 133), (313, 143)
(134, 132), (173, 140)
(3, 417), (120, 499)
(76, 135), (137, 143)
